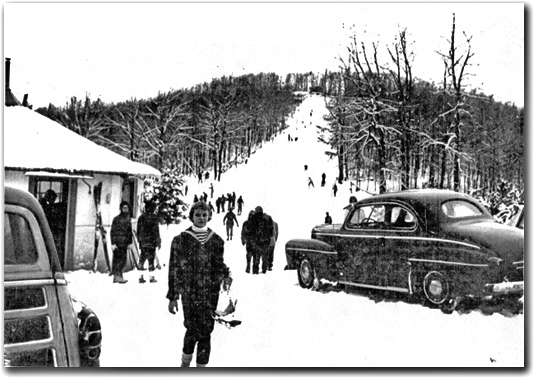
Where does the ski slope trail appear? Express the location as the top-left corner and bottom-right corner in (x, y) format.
(64, 94), (524, 368)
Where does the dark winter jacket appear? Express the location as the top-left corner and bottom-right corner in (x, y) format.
(249, 212), (274, 248)
(167, 227), (229, 304)
(110, 213), (133, 248)
(223, 211), (239, 227)
(137, 212), (161, 249)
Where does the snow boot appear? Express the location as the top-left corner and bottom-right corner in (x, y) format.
(150, 276), (157, 283)
(113, 275), (128, 284)
(139, 275), (146, 283)
(180, 353), (193, 367)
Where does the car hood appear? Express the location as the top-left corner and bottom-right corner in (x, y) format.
(312, 223), (343, 235)
(442, 220), (524, 262)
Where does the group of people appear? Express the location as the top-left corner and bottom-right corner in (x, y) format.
(109, 200), (161, 284)
(240, 206), (278, 274)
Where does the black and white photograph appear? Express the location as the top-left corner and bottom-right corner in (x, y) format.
(3, 1), (525, 368)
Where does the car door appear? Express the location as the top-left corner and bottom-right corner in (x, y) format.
(4, 204), (78, 367)
(378, 204), (421, 292)
(337, 203), (386, 287)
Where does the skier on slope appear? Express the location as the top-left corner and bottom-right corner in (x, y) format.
(167, 201), (233, 368)
(223, 207), (239, 241)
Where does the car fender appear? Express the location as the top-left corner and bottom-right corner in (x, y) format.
(285, 239), (337, 279)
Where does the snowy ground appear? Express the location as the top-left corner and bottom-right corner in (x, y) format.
(64, 94), (524, 368)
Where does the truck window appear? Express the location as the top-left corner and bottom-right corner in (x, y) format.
(4, 212), (39, 265)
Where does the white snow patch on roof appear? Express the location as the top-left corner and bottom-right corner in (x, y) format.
(3, 106), (160, 177)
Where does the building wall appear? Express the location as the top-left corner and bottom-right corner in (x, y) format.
(4, 171), (29, 191)
(5, 169), (143, 272)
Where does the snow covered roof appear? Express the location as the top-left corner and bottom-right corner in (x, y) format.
(3, 106), (160, 178)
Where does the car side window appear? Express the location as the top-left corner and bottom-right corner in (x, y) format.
(441, 200), (484, 218)
(348, 204), (386, 229)
(4, 212), (39, 265)
(389, 206), (416, 229)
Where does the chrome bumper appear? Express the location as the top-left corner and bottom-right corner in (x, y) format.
(485, 281), (524, 295)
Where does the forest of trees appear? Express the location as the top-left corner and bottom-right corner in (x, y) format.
(37, 72), (301, 182)
(35, 15), (523, 211)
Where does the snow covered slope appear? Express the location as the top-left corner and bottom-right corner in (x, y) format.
(64, 93), (524, 368)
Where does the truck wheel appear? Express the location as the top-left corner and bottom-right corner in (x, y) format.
(423, 271), (450, 306)
(298, 257), (315, 289)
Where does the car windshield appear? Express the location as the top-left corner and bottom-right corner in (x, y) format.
(441, 200), (484, 219)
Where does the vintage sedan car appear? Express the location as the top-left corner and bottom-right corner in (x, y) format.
(4, 186), (102, 366)
(285, 189), (524, 311)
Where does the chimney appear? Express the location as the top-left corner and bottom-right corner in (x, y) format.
(5, 57), (21, 107)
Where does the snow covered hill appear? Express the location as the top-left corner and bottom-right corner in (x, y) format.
(64, 93), (524, 368)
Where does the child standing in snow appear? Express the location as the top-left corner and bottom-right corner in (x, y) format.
(167, 201), (232, 367)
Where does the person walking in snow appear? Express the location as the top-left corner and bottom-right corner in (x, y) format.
(308, 177), (314, 188)
(223, 207), (239, 241)
(267, 219), (278, 271)
(209, 183), (214, 198)
(241, 210), (256, 273)
(215, 197), (221, 214)
(237, 195), (244, 215)
(137, 201), (161, 283)
(208, 201), (215, 213)
(321, 173), (326, 187)
(248, 206), (274, 274)
(110, 201), (133, 284)
(332, 183), (338, 197)
(167, 201), (233, 368)
(324, 212), (332, 224)
(220, 195), (226, 212)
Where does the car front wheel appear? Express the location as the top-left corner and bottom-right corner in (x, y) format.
(423, 271), (450, 305)
(298, 257), (315, 289)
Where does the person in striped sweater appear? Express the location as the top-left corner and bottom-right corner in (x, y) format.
(167, 201), (232, 368)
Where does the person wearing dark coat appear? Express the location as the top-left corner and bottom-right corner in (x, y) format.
(236, 196), (244, 215)
(267, 220), (278, 271)
(248, 206), (274, 274)
(167, 201), (232, 368)
(223, 208), (239, 241)
(241, 210), (256, 273)
(137, 201), (161, 282)
(321, 173), (326, 187)
(324, 212), (333, 224)
(215, 197), (221, 214)
(110, 201), (133, 284)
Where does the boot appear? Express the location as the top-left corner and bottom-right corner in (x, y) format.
(139, 275), (146, 283)
(149, 276), (157, 283)
(113, 274), (128, 284)
(180, 353), (193, 367)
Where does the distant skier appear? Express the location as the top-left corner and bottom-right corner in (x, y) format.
(237, 195), (244, 215)
(321, 173), (326, 187)
(223, 208), (239, 241)
(324, 212), (332, 224)
(308, 177), (314, 188)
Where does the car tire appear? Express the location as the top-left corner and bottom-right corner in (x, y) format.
(423, 271), (450, 306)
(298, 257), (315, 289)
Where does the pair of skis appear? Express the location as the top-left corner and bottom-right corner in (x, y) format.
(92, 182), (112, 274)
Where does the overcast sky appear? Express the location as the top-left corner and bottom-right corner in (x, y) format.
(3, 2), (524, 109)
